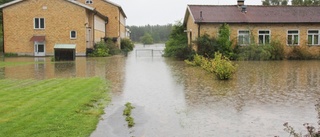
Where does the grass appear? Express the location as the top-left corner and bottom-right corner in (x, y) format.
(123, 102), (135, 127)
(0, 77), (110, 137)
(0, 62), (40, 68)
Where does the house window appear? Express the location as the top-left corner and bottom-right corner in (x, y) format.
(258, 30), (270, 45)
(287, 30), (299, 45)
(308, 30), (319, 45)
(85, 0), (93, 4)
(238, 30), (250, 45)
(34, 18), (45, 29)
(70, 31), (77, 39)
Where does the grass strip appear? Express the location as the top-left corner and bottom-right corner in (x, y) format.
(0, 77), (110, 137)
(0, 62), (40, 68)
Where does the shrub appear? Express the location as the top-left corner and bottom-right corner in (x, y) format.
(88, 41), (109, 57)
(4, 53), (18, 57)
(105, 39), (121, 55)
(235, 44), (272, 60)
(195, 34), (218, 58)
(287, 46), (313, 60)
(140, 33), (154, 45)
(269, 40), (285, 60)
(211, 52), (237, 80)
(164, 21), (195, 60)
(185, 52), (237, 80)
(195, 24), (234, 59)
(120, 38), (134, 52)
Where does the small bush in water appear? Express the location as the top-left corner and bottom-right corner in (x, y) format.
(185, 52), (237, 80)
(123, 102), (135, 127)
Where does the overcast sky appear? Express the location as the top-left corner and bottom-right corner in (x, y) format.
(114, 0), (263, 26)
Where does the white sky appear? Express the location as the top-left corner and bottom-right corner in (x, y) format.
(114, 0), (263, 26)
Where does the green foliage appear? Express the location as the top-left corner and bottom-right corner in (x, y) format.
(234, 40), (284, 60)
(140, 33), (154, 45)
(211, 52), (237, 80)
(89, 41), (109, 57)
(4, 52), (18, 57)
(195, 24), (234, 59)
(287, 46), (313, 60)
(262, 0), (288, 5)
(120, 38), (134, 52)
(185, 52), (237, 80)
(0, 77), (110, 136)
(105, 39), (121, 55)
(269, 40), (285, 60)
(123, 102), (135, 128)
(127, 24), (172, 43)
(196, 34), (218, 58)
(164, 21), (194, 60)
(292, 0), (320, 5)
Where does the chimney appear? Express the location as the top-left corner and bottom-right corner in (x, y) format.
(237, 0), (245, 6)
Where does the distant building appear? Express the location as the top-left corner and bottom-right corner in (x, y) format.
(184, 0), (320, 57)
(0, 0), (127, 57)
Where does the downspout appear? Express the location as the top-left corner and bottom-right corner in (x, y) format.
(118, 10), (121, 48)
(1, 11), (4, 54)
(198, 23), (201, 38)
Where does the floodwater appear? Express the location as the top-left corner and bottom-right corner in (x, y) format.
(1, 44), (320, 137)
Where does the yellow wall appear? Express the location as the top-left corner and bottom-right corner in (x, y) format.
(77, 0), (126, 47)
(3, 0), (89, 56)
(186, 13), (320, 57)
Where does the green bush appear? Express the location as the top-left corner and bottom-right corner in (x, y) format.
(195, 24), (234, 59)
(269, 40), (285, 60)
(235, 44), (272, 60)
(120, 38), (134, 52)
(88, 41), (109, 57)
(4, 53), (18, 57)
(140, 33), (154, 44)
(164, 21), (194, 60)
(195, 34), (218, 58)
(105, 39), (121, 55)
(287, 46), (313, 60)
(211, 52), (237, 80)
(185, 52), (237, 80)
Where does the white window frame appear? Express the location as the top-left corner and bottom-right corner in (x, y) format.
(307, 30), (320, 46)
(85, 0), (93, 4)
(287, 30), (299, 46)
(258, 30), (271, 45)
(34, 18), (45, 29)
(70, 30), (77, 39)
(238, 30), (250, 46)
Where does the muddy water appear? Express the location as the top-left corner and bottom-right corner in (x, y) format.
(1, 44), (320, 136)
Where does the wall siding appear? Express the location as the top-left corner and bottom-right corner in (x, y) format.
(3, 0), (88, 56)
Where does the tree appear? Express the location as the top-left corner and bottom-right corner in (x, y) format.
(262, 0), (288, 5)
(292, 0), (320, 5)
(164, 21), (194, 59)
(140, 33), (153, 45)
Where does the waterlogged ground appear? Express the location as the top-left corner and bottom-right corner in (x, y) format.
(1, 44), (320, 136)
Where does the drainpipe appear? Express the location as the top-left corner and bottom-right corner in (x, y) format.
(198, 23), (201, 38)
(1, 11), (4, 54)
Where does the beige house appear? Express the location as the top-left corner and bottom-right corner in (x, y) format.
(0, 0), (127, 58)
(184, 0), (320, 57)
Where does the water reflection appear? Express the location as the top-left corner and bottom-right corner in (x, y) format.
(1, 45), (320, 136)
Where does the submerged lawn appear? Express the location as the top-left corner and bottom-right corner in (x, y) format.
(0, 77), (110, 137)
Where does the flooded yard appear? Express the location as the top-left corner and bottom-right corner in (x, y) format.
(1, 44), (320, 136)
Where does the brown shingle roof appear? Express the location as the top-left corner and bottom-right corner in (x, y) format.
(187, 5), (320, 24)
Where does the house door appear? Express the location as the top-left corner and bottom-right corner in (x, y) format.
(86, 28), (92, 48)
(34, 42), (45, 56)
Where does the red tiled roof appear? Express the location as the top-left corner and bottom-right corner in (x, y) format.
(187, 5), (320, 24)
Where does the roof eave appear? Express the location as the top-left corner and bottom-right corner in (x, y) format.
(0, 0), (23, 9)
(195, 21), (320, 24)
(103, 0), (127, 18)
